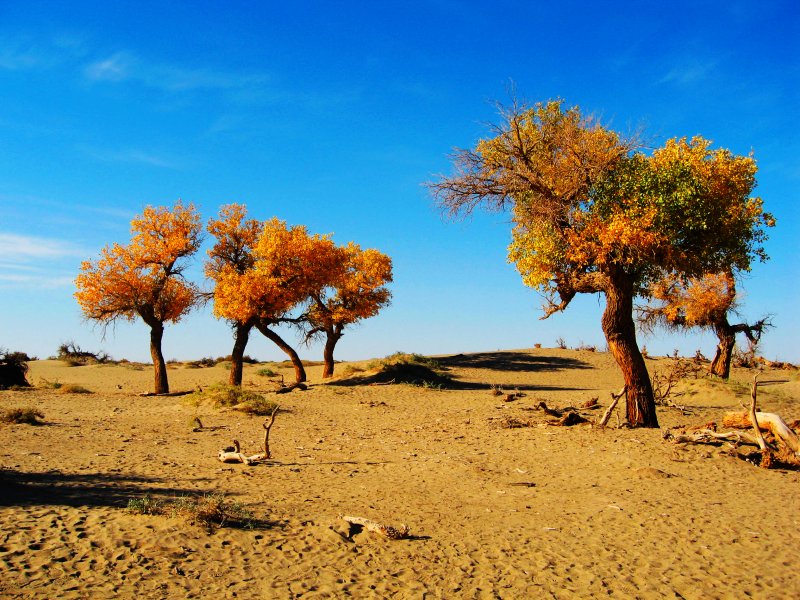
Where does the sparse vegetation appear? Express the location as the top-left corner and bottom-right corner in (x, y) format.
(556, 337), (567, 350)
(1, 407), (45, 425)
(127, 493), (255, 531)
(0, 349), (31, 389)
(360, 352), (452, 388)
(57, 383), (93, 394)
(187, 383), (278, 415)
(57, 341), (112, 366)
(256, 367), (278, 377)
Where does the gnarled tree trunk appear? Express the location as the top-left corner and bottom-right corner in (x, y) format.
(602, 273), (658, 427)
(322, 330), (342, 379)
(256, 321), (306, 383)
(149, 322), (169, 394)
(229, 321), (253, 386)
(710, 321), (735, 379)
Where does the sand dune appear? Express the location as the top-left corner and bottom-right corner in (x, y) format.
(1, 349), (798, 598)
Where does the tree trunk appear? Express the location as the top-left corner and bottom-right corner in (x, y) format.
(602, 274), (658, 427)
(710, 321), (735, 379)
(149, 322), (169, 394)
(229, 321), (253, 386)
(322, 331), (341, 379)
(255, 322), (306, 383)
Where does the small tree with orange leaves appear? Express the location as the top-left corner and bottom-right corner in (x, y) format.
(431, 99), (773, 427)
(75, 201), (202, 394)
(639, 271), (770, 379)
(206, 204), (262, 386)
(305, 243), (393, 378)
(211, 215), (339, 384)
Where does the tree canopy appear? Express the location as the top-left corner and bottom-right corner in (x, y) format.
(75, 201), (202, 393)
(431, 99), (773, 426)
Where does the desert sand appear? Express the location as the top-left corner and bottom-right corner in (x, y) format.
(1, 348), (798, 599)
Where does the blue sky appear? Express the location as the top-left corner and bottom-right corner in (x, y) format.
(1, 1), (798, 364)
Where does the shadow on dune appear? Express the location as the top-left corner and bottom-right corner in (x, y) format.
(0, 469), (213, 509)
(437, 351), (592, 373)
(328, 351), (593, 392)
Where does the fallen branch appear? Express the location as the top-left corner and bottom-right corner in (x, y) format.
(341, 515), (410, 540)
(722, 412), (799, 456)
(664, 428), (760, 447)
(275, 382), (308, 394)
(598, 386), (626, 427)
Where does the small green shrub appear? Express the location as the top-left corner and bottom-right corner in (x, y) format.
(256, 367), (278, 377)
(1, 407), (44, 425)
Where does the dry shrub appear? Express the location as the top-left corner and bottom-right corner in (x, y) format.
(1, 407), (44, 425)
(57, 341), (111, 366)
(0, 350), (30, 389)
(651, 356), (704, 405)
(57, 384), (92, 394)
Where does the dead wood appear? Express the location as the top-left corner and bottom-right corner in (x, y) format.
(218, 437), (273, 465)
(341, 515), (410, 540)
(582, 397), (599, 409)
(499, 416), (535, 429)
(275, 382), (308, 394)
(722, 412), (799, 456)
(555, 412), (589, 426)
(262, 405), (279, 459)
(536, 401), (562, 417)
(598, 386), (626, 427)
(664, 428), (759, 447)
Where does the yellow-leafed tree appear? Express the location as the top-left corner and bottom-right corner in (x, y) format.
(75, 201), (202, 394)
(305, 242), (393, 378)
(431, 100), (773, 427)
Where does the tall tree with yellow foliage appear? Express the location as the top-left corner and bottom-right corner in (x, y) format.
(431, 100), (773, 427)
(75, 201), (202, 394)
(305, 243), (393, 378)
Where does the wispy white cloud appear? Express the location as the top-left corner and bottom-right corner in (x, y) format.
(0, 233), (85, 260)
(83, 51), (270, 93)
(79, 145), (181, 169)
(658, 59), (718, 86)
(0, 33), (88, 71)
(0, 272), (75, 289)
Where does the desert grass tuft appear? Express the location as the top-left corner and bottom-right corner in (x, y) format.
(127, 493), (255, 531)
(1, 407), (45, 425)
(186, 383), (278, 415)
(57, 383), (92, 394)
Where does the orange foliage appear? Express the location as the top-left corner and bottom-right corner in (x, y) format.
(210, 217), (339, 325)
(648, 272), (736, 329)
(307, 242), (393, 332)
(75, 201), (201, 326)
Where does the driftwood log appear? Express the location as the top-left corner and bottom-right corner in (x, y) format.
(341, 515), (410, 540)
(722, 412), (800, 456)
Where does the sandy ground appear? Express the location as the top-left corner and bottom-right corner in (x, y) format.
(1, 348), (798, 599)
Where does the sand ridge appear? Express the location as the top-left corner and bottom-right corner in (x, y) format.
(1, 348), (798, 598)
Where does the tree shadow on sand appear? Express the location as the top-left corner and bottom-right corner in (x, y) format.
(437, 351), (592, 373)
(329, 351), (593, 392)
(0, 468), (214, 509)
